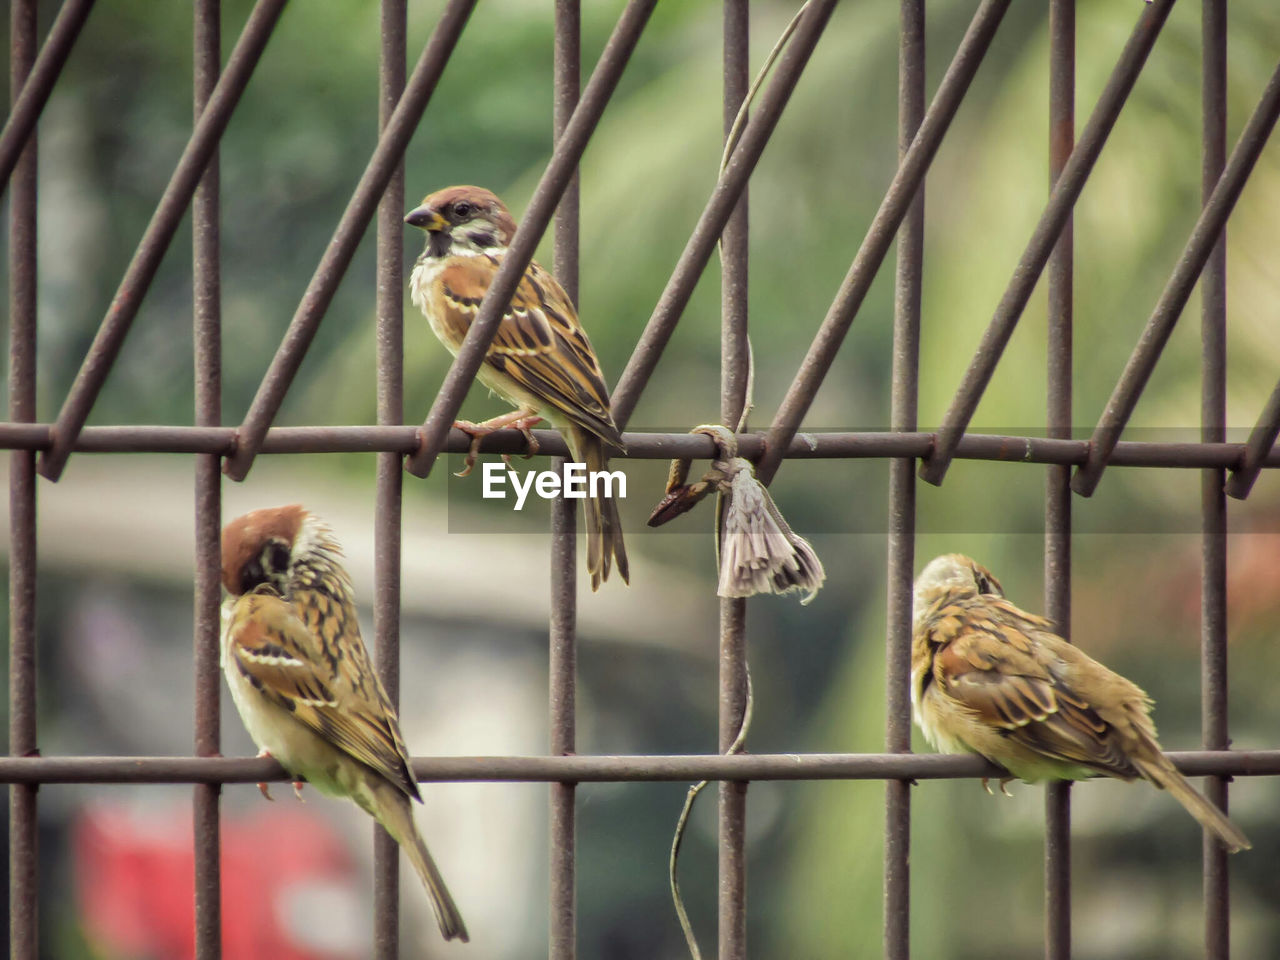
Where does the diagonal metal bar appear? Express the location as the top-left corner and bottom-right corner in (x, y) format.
(0, 0), (97, 199)
(1225, 376), (1280, 500)
(917, 0), (1176, 488)
(1071, 57), (1280, 496)
(37, 0), (289, 482)
(404, 0), (659, 478)
(223, 0), (476, 482)
(755, 0), (1011, 486)
(609, 0), (837, 430)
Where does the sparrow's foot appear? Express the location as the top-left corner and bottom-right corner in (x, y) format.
(453, 409), (542, 477)
(292, 780), (306, 801)
(256, 748), (275, 801)
(981, 776), (1016, 797)
(500, 418), (543, 467)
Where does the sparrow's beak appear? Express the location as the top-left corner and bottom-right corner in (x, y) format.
(404, 205), (448, 232)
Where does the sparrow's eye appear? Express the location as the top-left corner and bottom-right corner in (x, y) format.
(262, 539), (291, 576)
(452, 201), (473, 219)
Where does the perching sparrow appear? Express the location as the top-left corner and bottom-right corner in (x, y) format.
(221, 505), (469, 941)
(405, 185), (628, 590)
(911, 553), (1249, 853)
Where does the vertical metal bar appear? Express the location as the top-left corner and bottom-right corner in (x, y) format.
(192, 3), (223, 959)
(1044, 3), (1075, 959)
(9, 2), (39, 958)
(1200, 1), (1229, 956)
(719, 5), (749, 959)
(549, 4), (581, 959)
(374, 1), (407, 955)
(885, 3), (923, 959)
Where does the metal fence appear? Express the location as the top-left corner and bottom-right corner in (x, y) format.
(6, 0), (1280, 958)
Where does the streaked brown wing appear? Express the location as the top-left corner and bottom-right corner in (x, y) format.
(930, 597), (1136, 777)
(438, 256), (621, 445)
(228, 593), (420, 800)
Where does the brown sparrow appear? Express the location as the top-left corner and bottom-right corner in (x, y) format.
(911, 553), (1249, 853)
(405, 185), (628, 590)
(221, 505), (469, 940)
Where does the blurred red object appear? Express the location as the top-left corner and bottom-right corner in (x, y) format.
(74, 799), (362, 959)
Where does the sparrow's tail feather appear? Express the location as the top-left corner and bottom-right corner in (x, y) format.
(372, 785), (470, 942)
(568, 427), (629, 590)
(1131, 748), (1250, 853)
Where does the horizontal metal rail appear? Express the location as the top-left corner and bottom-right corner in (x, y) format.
(0, 423), (1271, 470)
(0, 750), (1274, 784)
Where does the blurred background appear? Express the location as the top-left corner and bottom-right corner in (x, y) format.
(2, 0), (1280, 956)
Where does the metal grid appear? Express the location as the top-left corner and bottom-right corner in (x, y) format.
(5, 1), (1280, 958)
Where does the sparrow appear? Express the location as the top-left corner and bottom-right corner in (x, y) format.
(911, 553), (1250, 853)
(405, 185), (628, 590)
(220, 505), (469, 941)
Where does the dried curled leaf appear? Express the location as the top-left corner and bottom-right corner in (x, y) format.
(716, 465), (825, 604)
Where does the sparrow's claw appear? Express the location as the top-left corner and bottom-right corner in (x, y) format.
(452, 410), (542, 476)
(999, 777), (1015, 798)
(517, 420), (541, 460)
(256, 747), (276, 801)
(292, 780), (306, 801)
(981, 777), (994, 796)
(453, 426), (484, 478)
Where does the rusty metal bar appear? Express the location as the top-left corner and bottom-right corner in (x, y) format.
(9, 2), (39, 956)
(1044, 3), (1075, 958)
(610, 0), (836, 430)
(221, 0), (476, 483)
(1225, 378), (1280, 500)
(7, 422), (1280, 470)
(0, 750), (1275, 784)
(719, 5), (750, 959)
(0, 0), (96, 198)
(918, 0), (1175, 488)
(1072, 54), (1280, 497)
(404, 0), (658, 479)
(756, 0), (1010, 486)
(191, 2), (222, 959)
(1200, 1), (1230, 954)
(885, 3), (923, 959)
(549, 4), (581, 958)
(38, 0), (289, 482)
(373, 1), (407, 955)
